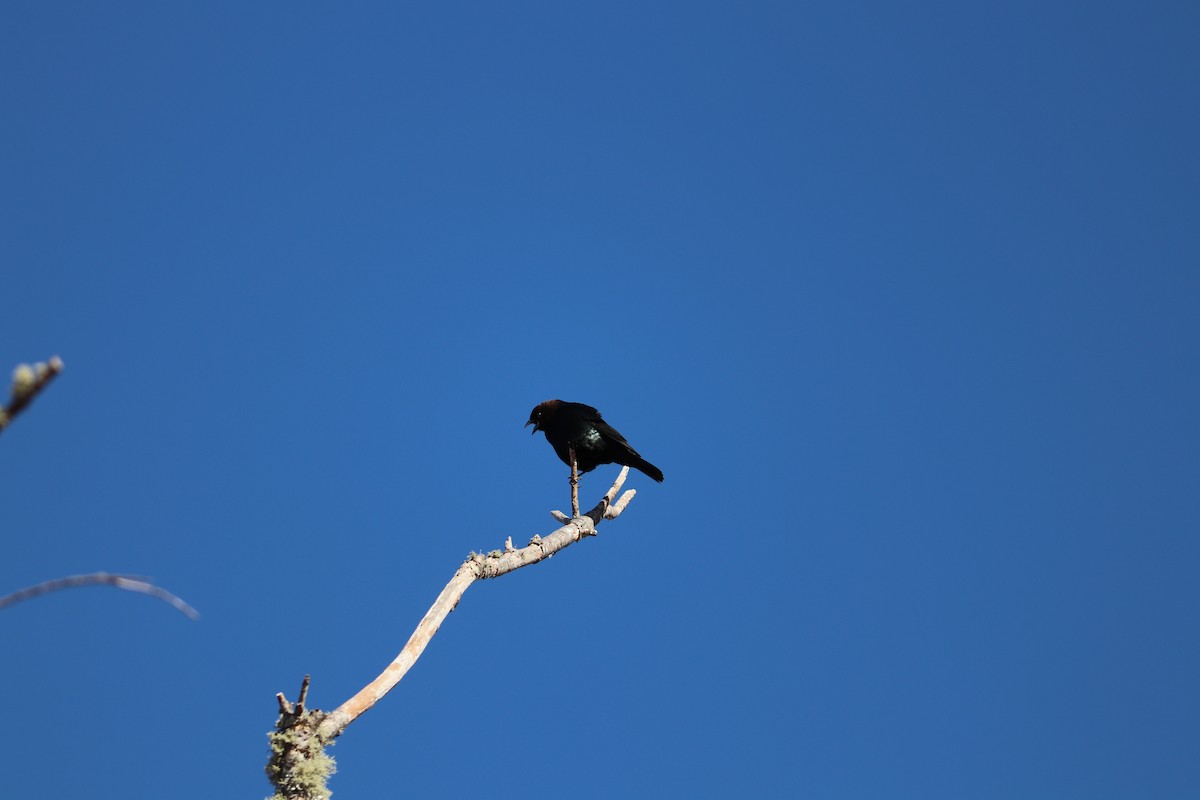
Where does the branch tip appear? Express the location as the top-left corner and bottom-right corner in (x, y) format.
(1, 354), (65, 434)
(295, 675), (311, 713)
(606, 489), (637, 519)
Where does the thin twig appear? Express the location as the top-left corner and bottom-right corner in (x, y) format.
(569, 446), (580, 517)
(295, 674), (311, 714)
(315, 466), (632, 742)
(0, 356), (64, 434)
(0, 571), (199, 620)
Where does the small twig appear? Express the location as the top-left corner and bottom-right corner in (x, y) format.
(0, 356), (64, 434)
(314, 466), (633, 742)
(0, 571), (199, 620)
(569, 446), (580, 518)
(605, 489), (637, 519)
(295, 674), (311, 714)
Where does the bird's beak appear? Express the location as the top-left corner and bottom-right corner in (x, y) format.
(525, 420), (539, 434)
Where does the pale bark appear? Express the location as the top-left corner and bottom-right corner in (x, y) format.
(315, 465), (634, 740)
(268, 467), (641, 799)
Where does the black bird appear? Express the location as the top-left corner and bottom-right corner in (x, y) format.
(526, 400), (664, 482)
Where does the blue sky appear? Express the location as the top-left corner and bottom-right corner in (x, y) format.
(3, 2), (1198, 797)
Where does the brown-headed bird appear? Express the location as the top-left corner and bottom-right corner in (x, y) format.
(526, 400), (664, 482)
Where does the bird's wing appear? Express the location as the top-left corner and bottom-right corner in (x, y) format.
(565, 401), (603, 419)
(566, 401), (639, 452)
(591, 413), (637, 450)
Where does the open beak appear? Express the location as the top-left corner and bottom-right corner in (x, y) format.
(525, 420), (539, 434)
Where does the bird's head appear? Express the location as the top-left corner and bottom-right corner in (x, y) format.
(525, 399), (559, 434)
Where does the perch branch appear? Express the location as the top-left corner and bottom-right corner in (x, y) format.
(0, 356), (64, 434)
(314, 466), (632, 741)
(0, 571), (199, 620)
(569, 446), (580, 517)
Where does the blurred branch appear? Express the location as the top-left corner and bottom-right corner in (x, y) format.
(0, 356), (64, 434)
(0, 571), (199, 620)
(267, 467), (639, 800)
(1, 358), (200, 622)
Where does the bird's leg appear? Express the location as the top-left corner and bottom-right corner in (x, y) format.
(569, 447), (580, 518)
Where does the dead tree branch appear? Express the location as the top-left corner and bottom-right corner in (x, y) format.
(267, 467), (639, 799)
(320, 464), (631, 739)
(0, 571), (199, 620)
(0, 356), (64, 434)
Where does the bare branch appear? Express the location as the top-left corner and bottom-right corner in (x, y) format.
(569, 446), (580, 517)
(0, 356), (64, 434)
(0, 571), (199, 620)
(313, 466), (632, 742)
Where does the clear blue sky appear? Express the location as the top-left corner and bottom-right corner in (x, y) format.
(3, 2), (1198, 797)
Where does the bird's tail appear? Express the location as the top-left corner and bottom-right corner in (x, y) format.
(632, 457), (664, 483)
